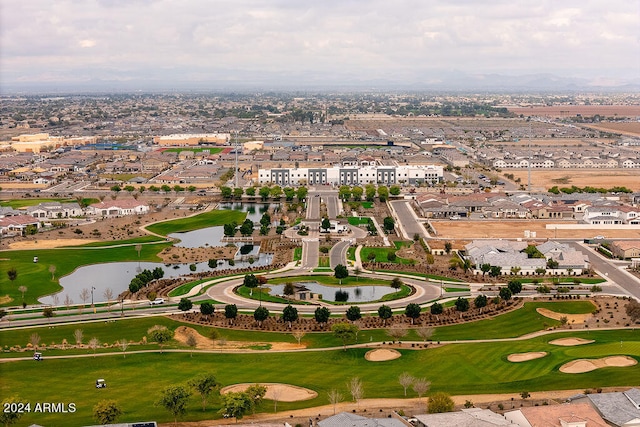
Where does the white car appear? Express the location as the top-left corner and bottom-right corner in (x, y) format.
(149, 298), (165, 305)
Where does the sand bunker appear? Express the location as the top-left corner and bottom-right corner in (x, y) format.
(536, 307), (593, 324)
(221, 383), (318, 402)
(508, 352), (548, 362)
(549, 337), (595, 346)
(173, 326), (304, 351)
(9, 238), (100, 249)
(365, 348), (401, 362)
(560, 356), (637, 373)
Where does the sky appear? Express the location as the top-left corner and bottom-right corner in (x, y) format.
(1, 0), (639, 91)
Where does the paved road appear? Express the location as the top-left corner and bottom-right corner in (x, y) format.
(329, 240), (351, 269)
(325, 193), (340, 219)
(301, 239), (319, 269)
(306, 195), (321, 220)
(568, 242), (640, 300)
(390, 200), (428, 240)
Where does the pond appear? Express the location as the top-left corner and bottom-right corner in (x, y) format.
(170, 203), (279, 248)
(39, 253), (273, 305)
(267, 282), (394, 303)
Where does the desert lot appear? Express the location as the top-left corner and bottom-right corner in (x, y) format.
(431, 219), (640, 240)
(508, 169), (640, 192)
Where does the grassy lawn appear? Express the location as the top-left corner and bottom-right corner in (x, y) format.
(293, 247), (302, 261)
(268, 275), (391, 287)
(0, 198), (99, 208)
(168, 278), (213, 297)
(318, 256), (330, 268)
(0, 243), (171, 306)
(67, 235), (165, 247)
(145, 209), (246, 235)
(2, 326), (639, 426)
(348, 217), (371, 226)
(373, 270), (465, 283)
(236, 285), (311, 305)
(361, 201), (374, 208)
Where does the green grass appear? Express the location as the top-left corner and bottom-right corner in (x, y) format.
(168, 278), (213, 297)
(347, 247), (356, 261)
(318, 257), (330, 268)
(0, 243), (172, 306)
(373, 270), (465, 283)
(236, 285), (311, 305)
(293, 247), (302, 261)
(0, 198), (99, 208)
(145, 209), (246, 235)
(67, 235), (164, 247)
(348, 217), (371, 226)
(2, 327), (639, 426)
(361, 201), (374, 208)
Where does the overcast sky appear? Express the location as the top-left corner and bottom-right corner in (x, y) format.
(1, 0), (639, 91)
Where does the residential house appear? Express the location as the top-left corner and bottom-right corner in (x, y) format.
(87, 200), (150, 217)
(610, 241), (640, 259)
(413, 408), (511, 426)
(27, 202), (83, 219)
(504, 402), (607, 426)
(0, 215), (41, 236)
(569, 388), (640, 427)
(536, 241), (589, 274)
(465, 240), (546, 275)
(317, 412), (406, 427)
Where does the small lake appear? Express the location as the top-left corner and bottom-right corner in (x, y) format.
(171, 203), (279, 248)
(268, 282), (394, 303)
(39, 253), (273, 305)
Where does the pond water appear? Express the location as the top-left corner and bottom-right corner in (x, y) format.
(170, 203), (279, 248)
(39, 253), (273, 305)
(267, 282), (394, 303)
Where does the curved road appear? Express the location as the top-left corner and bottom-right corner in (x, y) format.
(329, 240), (351, 269)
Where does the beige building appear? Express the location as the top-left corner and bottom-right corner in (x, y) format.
(153, 133), (230, 146)
(610, 240), (640, 259)
(10, 133), (97, 153)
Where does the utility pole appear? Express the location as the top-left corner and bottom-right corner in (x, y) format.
(91, 286), (96, 313)
(234, 131), (239, 189)
(528, 121), (532, 193)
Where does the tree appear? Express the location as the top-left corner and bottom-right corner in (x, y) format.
(365, 184), (376, 201)
(240, 219), (254, 236)
(17, 285), (27, 304)
(520, 391), (530, 400)
(386, 325), (408, 341)
(416, 326), (434, 342)
(430, 302), (443, 315)
(377, 185), (389, 202)
(348, 377), (364, 406)
(334, 264), (349, 284)
(225, 304), (238, 324)
(480, 263), (491, 276)
(30, 332), (41, 350)
(412, 378), (431, 398)
(489, 266), (502, 277)
(88, 337), (100, 357)
(243, 273), (259, 291)
(157, 385), (191, 426)
(259, 186), (271, 201)
(345, 305), (361, 322)
(0, 396), (28, 427)
(321, 217), (331, 232)
(378, 304), (393, 326)
(223, 222), (237, 237)
(178, 298), (193, 312)
(93, 399), (123, 425)
(352, 186), (363, 201)
(48, 264), (56, 280)
(219, 391), (253, 422)
(327, 389), (343, 415)
(120, 338), (129, 358)
(245, 384), (267, 413)
(260, 212), (271, 227)
(8, 267), (17, 286)
(455, 297), (470, 312)
(74, 328), (83, 346)
(428, 392), (455, 413)
(390, 185), (401, 196)
(233, 187), (243, 199)
(282, 305), (298, 328)
(474, 294), (488, 310)
(507, 279), (523, 295)
(499, 287), (512, 301)
(283, 282), (295, 299)
(148, 325), (174, 353)
(399, 372), (415, 396)
(292, 330), (305, 345)
(43, 307), (55, 323)
(253, 306), (269, 326)
(269, 185), (282, 200)
(296, 186), (308, 201)
(79, 288), (90, 306)
(353, 266), (362, 282)
(626, 299), (640, 323)
(189, 374), (218, 411)
(405, 303), (421, 324)
(283, 187), (295, 201)
(332, 322), (358, 350)
(390, 277), (403, 293)
(200, 302), (214, 319)
(383, 216), (395, 232)
(314, 306), (330, 326)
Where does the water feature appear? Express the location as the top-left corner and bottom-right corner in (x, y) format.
(267, 282), (394, 303)
(39, 253), (273, 305)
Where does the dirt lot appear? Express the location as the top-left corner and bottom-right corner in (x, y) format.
(505, 169), (640, 192)
(430, 219), (640, 240)
(508, 105), (640, 117)
(582, 122), (640, 138)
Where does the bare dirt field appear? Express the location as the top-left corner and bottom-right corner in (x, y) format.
(508, 105), (640, 117)
(507, 352), (548, 362)
(549, 337), (595, 346)
(583, 122), (640, 138)
(173, 326), (304, 351)
(430, 219), (640, 240)
(536, 303), (596, 324)
(220, 383), (318, 402)
(560, 356), (637, 373)
(507, 169), (640, 192)
(365, 348), (401, 362)
(8, 238), (100, 249)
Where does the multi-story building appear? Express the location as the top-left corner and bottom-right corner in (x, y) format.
(258, 165), (443, 187)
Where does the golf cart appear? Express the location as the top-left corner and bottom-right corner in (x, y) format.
(96, 379), (107, 388)
(33, 352), (42, 361)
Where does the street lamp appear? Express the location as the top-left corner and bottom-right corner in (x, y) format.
(91, 286), (96, 314)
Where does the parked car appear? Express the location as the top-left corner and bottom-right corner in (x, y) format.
(149, 298), (165, 305)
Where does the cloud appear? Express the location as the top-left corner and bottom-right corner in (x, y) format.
(1, 0), (638, 89)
